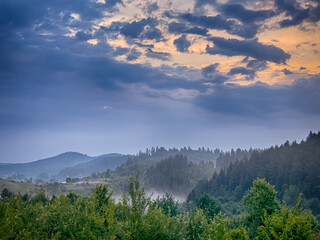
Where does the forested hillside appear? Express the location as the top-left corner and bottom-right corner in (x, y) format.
(145, 154), (215, 194)
(216, 148), (253, 169)
(84, 152), (217, 197)
(188, 131), (320, 215)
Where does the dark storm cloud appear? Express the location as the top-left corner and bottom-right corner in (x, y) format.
(201, 63), (219, 78)
(100, 22), (124, 33)
(120, 18), (163, 41)
(113, 47), (130, 56)
(126, 48), (142, 61)
(206, 37), (291, 64)
(218, 3), (275, 23)
(243, 59), (268, 71)
(75, 31), (93, 41)
(227, 67), (256, 79)
(195, 76), (320, 117)
(184, 27), (208, 36)
(141, 27), (163, 41)
(180, 13), (259, 38)
(275, 0), (320, 28)
(0, 0), (203, 131)
(181, 13), (233, 31)
(282, 68), (293, 75)
(120, 18), (156, 38)
(233, 58), (268, 80)
(168, 22), (208, 36)
(145, 48), (171, 61)
(201, 63), (228, 84)
(206, 75), (229, 85)
(174, 35), (191, 52)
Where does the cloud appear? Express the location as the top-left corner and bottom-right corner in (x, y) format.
(275, 0), (320, 28)
(227, 67), (256, 79)
(174, 35), (191, 52)
(141, 26), (163, 41)
(126, 48), (142, 61)
(206, 37), (291, 64)
(168, 22), (208, 36)
(75, 31), (93, 41)
(120, 18), (153, 38)
(201, 63), (219, 78)
(206, 75), (229, 84)
(243, 58), (268, 71)
(180, 13), (260, 38)
(120, 18), (163, 41)
(195, 76), (320, 117)
(181, 13), (233, 31)
(144, 2), (159, 14)
(113, 47), (130, 56)
(218, 3), (275, 23)
(282, 68), (293, 75)
(300, 66), (306, 70)
(145, 48), (171, 61)
(193, 0), (217, 13)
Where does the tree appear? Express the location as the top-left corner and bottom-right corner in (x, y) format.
(197, 193), (221, 219)
(187, 209), (210, 240)
(210, 213), (228, 240)
(156, 192), (179, 217)
(210, 213), (248, 240)
(256, 195), (318, 240)
(243, 178), (280, 236)
(0, 188), (15, 200)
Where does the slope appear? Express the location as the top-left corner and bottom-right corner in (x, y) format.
(188, 131), (320, 215)
(0, 152), (93, 178)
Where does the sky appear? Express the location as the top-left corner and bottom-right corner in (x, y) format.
(0, 0), (319, 163)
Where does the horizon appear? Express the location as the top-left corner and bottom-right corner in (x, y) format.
(1, 130), (316, 164)
(1, 0), (319, 163)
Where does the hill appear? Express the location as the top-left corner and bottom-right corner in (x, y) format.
(56, 154), (128, 180)
(0, 152), (92, 179)
(188, 131), (320, 215)
(84, 148), (219, 197)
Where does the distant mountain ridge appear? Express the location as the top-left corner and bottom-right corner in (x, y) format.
(57, 154), (128, 179)
(0, 152), (93, 178)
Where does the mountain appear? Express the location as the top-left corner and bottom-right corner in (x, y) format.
(0, 152), (93, 178)
(187, 131), (320, 215)
(56, 153), (128, 179)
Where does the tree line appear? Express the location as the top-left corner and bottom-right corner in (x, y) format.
(0, 177), (319, 239)
(188, 131), (320, 217)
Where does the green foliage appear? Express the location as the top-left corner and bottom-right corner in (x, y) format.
(256, 196), (318, 240)
(0, 177), (317, 240)
(187, 208), (210, 240)
(210, 213), (248, 240)
(243, 178), (279, 218)
(243, 178), (280, 236)
(0, 188), (15, 200)
(156, 192), (179, 217)
(30, 189), (50, 206)
(224, 228), (248, 240)
(210, 213), (229, 240)
(188, 131), (320, 215)
(197, 193), (221, 219)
